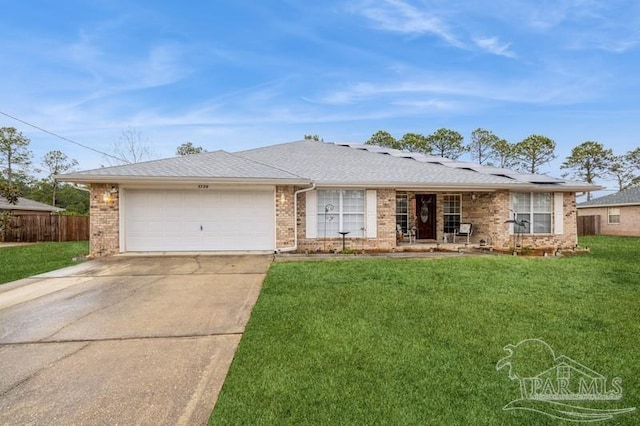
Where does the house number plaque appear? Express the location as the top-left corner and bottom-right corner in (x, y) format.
(197, 184), (209, 189)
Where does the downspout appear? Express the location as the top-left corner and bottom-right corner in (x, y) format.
(277, 183), (316, 253)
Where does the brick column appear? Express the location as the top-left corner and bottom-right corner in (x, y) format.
(275, 185), (295, 249)
(89, 184), (120, 257)
(376, 188), (397, 250)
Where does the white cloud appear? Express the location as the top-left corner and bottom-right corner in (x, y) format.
(476, 0), (640, 53)
(63, 38), (192, 95)
(355, 0), (464, 47)
(566, 33), (640, 53)
(473, 0), (577, 31)
(313, 69), (601, 107)
(390, 98), (461, 111)
(473, 37), (516, 58)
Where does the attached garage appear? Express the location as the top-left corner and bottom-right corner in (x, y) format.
(122, 188), (275, 252)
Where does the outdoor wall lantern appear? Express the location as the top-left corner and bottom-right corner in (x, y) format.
(102, 185), (118, 203)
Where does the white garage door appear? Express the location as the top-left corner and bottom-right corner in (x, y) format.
(124, 189), (275, 251)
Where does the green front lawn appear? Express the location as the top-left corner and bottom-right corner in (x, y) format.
(0, 241), (89, 284)
(210, 236), (639, 425)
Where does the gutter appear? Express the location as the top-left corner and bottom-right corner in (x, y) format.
(292, 181), (601, 192)
(54, 174), (310, 186)
(277, 183), (316, 253)
(72, 184), (91, 192)
(577, 201), (640, 209)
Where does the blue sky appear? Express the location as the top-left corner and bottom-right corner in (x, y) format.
(1, 0), (639, 191)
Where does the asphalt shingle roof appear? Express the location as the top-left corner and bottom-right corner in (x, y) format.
(237, 140), (517, 186)
(0, 197), (63, 212)
(59, 140), (598, 191)
(60, 150), (305, 182)
(237, 140), (594, 190)
(578, 186), (640, 207)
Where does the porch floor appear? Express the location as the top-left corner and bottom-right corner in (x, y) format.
(395, 239), (492, 253)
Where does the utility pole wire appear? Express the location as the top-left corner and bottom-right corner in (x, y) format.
(0, 111), (129, 164)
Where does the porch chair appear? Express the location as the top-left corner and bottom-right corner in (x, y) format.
(453, 223), (473, 244)
(396, 224), (416, 244)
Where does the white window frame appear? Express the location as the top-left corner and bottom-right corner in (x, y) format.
(511, 192), (553, 234)
(443, 194), (462, 234)
(317, 189), (365, 237)
(608, 207), (620, 224)
(396, 193), (409, 233)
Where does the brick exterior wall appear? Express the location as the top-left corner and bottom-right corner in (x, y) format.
(87, 183), (580, 256)
(275, 185), (296, 248)
(375, 189), (397, 250)
(514, 192), (578, 250)
(400, 190), (578, 251)
(458, 191), (509, 246)
(89, 184), (120, 257)
(578, 205), (640, 236)
(403, 191), (510, 244)
(296, 188), (396, 252)
(291, 189), (579, 252)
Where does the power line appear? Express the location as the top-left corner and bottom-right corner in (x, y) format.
(0, 110), (128, 164)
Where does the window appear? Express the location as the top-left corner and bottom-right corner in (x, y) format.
(443, 194), (461, 233)
(512, 193), (552, 234)
(396, 193), (409, 233)
(608, 207), (620, 224)
(318, 190), (365, 237)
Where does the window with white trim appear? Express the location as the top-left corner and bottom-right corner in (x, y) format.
(608, 207), (620, 224)
(318, 190), (365, 237)
(396, 193), (409, 233)
(512, 192), (552, 234)
(443, 194), (461, 233)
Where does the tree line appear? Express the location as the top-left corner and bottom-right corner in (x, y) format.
(0, 126), (207, 213)
(3, 123), (637, 211)
(0, 127), (88, 213)
(365, 129), (640, 196)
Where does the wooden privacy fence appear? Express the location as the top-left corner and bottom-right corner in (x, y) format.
(577, 215), (600, 237)
(2, 215), (89, 243)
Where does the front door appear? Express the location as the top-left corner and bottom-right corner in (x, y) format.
(415, 194), (436, 240)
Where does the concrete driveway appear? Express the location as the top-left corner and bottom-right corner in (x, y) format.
(0, 254), (272, 425)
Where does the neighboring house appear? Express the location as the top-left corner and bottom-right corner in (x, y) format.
(577, 186), (640, 236)
(58, 140), (597, 257)
(0, 197), (63, 215)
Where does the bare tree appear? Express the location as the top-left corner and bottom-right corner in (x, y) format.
(103, 127), (155, 166)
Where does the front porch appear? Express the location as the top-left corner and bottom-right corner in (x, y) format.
(395, 238), (493, 253)
(292, 187), (578, 254)
(395, 191), (502, 247)
(395, 237), (572, 256)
